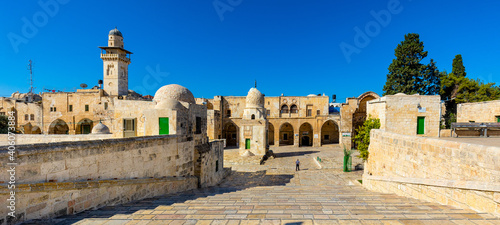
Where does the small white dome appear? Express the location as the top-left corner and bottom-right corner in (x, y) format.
(92, 122), (111, 134)
(154, 84), (195, 105)
(246, 87), (264, 108)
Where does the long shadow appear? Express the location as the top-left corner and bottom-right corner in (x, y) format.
(274, 150), (319, 158)
(27, 170), (293, 225)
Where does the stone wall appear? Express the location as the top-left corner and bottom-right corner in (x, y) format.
(363, 129), (500, 215)
(457, 100), (500, 123)
(0, 135), (200, 224)
(0, 134), (113, 146)
(195, 140), (227, 188)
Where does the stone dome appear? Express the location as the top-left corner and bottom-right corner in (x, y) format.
(246, 87), (264, 107)
(91, 122), (111, 134)
(154, 98), (185, 110)
(153, 84), (195, 105)
(109, 27), (123, 37)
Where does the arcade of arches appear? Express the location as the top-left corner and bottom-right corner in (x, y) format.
(48, 119), (70, 134)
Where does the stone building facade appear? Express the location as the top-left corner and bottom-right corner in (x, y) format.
(367, 93), (441, 137)
(199, 94), (344, 150)
(340, 92), (380, 149)
(457, 100), (500, 123)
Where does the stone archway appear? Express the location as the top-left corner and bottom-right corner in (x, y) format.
(76, 118), (93, 134)
(48, 119), (69, 134)
(352, 92), (379, 148)
(299, 123), (313, 147)
(268, 123), (275, 146)
(321, 120), (339, 145)
(279, 122), (294, 146)
(223, 122), (238, 147)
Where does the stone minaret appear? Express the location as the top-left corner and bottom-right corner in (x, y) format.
(99, 27), (132, 96)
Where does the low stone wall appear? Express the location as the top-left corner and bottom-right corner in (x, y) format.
(363, 129), (500, 215)
(0, 135), (198, 224)
(1, 177), (197, 224)
(197, 140), (226, 188)
(0, 134), (114, 146)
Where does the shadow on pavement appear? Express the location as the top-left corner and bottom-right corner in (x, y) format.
(29, 170), (293, 225)
(274, 150), (319, 158)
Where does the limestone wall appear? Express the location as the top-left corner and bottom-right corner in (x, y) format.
(0, 134), (113, 146)
(363, 129), (500, 215)
(457, 100), (500, 123)
(365, 99), (386, 129)
(195, 140), (227, 188)
(0, 135), (194, 184)
(0, 135), (201, 224)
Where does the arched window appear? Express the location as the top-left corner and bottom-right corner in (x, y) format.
(290, 104), (298, 113)
(251, 114), (255, 120)
(281, 105), (289, 113)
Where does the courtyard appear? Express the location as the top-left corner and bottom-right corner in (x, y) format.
(31, 146), (500, 225)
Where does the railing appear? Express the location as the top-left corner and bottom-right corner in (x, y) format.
(451, 122), (500, 137)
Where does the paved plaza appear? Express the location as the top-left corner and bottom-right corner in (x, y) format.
(30, 145), (500, 225)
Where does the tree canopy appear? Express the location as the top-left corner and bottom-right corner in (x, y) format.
(383, 33), (440, 96)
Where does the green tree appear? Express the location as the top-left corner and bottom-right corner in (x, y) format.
(0, 115), (8, 134)
(354, 117), (380, 161)
(440, 54), (500, 128)
(383, 33), (440, 96)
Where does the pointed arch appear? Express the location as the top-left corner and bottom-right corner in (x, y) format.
(321, 120), (339, 145)
(299, 122), (313, 147)
(279, 122), (294, 146)
(48, 119), (69, 134)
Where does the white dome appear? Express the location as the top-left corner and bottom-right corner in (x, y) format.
(92, 122), (111, 134)
(153, 84), (195, 105)
(246, 87), (264, 108)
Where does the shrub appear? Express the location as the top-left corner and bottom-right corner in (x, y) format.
(354, 117), (380, 161)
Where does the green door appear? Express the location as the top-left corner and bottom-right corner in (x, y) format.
(245, 139), (250, 149)
(497, 116), (500, 123)
(159, 117), (169, 135)
(417, 117), (425, 135)
(82, 125), (91, 134)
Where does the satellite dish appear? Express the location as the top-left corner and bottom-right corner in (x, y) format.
(80, 83), (88, 89)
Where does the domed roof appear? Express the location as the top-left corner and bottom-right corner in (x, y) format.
(246, 87), (264, 107)
(92, 122), (111, 134)
(153, 84), (195, 105)
(155, 98), (185, 110)
(109, 27), (122, 37)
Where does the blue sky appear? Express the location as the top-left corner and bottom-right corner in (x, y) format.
(1, 1), (499, 102)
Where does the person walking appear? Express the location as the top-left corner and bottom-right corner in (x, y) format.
(296, 159), (300, 171)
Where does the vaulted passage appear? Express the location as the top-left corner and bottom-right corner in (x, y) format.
(299, 123), (313, 147)
(321, 120), (339, 145)
(279, 123), (294, 146)
(48, 119), (69, 134)
(223, 122), (238, 146)
(268, 123), (275, 146)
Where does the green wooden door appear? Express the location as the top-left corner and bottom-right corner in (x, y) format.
(159, 117), (169, 135)
(497, 116), (500, 123)
(417, 117), (425, 135)
(82, 125), (91, 134)
(245, 139), (250, 149)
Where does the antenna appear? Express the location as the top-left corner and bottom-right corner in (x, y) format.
(26, 60), (36, 102)
(80, 83), (88, 89)
(255, 80), (257, 88)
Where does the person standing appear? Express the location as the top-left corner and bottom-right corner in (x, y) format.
(296, 159), (300, 171)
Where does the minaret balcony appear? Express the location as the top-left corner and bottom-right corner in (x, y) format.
(100, 54), (131, 62)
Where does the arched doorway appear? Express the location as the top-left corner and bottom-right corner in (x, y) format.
(31, 126), (41, 134)
(268, 123), (275, 145)
(352, 92), (379, 148)
(321, 120), (339, 145)
(48, 119), (69, 134)
(299, 123), (313, 147)
(223, 122), (238, 147)
(279, 122), (294, 146)
(76, 118), (93, 134)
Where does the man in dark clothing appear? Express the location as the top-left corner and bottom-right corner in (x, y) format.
(296, 159), (300, 171)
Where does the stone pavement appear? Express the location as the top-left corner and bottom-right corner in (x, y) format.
(29, 145), (500, 225)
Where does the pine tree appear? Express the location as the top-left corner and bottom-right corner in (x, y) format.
(383, 33), (440, 96)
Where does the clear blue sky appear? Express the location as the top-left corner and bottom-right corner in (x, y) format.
(1, 1), (499, 102)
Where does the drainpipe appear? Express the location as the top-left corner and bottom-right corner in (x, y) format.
(439, 100), (443, 138)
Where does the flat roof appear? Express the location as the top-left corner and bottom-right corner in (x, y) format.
(437, 137), (500, 147)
